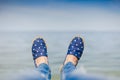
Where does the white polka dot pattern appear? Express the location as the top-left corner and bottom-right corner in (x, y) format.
(32, 38), (47, 60)
(67, 37), (84, 60)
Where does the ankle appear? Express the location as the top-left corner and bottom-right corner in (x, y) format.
(35, 56), (48, 67)
(64, 55), (78, 66)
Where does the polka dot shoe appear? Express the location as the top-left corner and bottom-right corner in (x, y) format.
(67, 37), (84, 60)
(32, 37), (48, 66)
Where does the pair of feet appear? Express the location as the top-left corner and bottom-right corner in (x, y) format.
(32, 36), (84, 67)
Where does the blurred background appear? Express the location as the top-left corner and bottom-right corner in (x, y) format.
(0, 0), (120, 80)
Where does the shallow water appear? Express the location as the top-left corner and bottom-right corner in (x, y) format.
(0, 31), (120, 80)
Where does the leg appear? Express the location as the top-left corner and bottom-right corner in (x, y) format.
(36, 63), (51, 80)
(32, 37), (51, 80)
(61, 37), (84, 80)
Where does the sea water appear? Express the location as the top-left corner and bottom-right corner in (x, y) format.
(0, 31), (120, 80)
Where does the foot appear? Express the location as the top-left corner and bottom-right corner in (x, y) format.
(32, 37), (48, 67)
(64, 37), (84, 66)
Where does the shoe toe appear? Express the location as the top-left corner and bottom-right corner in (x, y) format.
(67, 37), (84, 60)
(32, 38), (47, 60)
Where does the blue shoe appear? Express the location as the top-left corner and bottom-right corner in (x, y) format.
(67, 37), (84, 60)
(32, 37), (48, 67)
